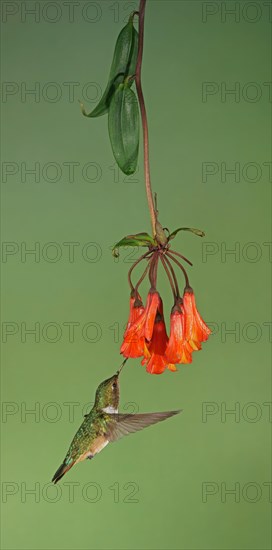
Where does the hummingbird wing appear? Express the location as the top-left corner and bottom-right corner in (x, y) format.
(106, 410), (181, 442)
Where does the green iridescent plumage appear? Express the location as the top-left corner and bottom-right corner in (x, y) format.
(52, 366), (181, 483)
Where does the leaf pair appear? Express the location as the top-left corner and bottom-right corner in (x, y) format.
(80, 17), (139, 175)
(112, 227), (205, 257)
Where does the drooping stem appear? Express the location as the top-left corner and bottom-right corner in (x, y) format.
(169, 249), (193, 267)
(153, 252), (159, 287)
(160, 255), (177, 300)
(148, 251), (159, 289)
(163, 254), (180, 297)
(135, 0), (157, 237)
(128, 248), (153, 290)
(135, 257), (151, 292)
(166, 251), (190, 288)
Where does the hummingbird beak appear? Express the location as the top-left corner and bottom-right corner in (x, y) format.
(116, 358), (128, 377)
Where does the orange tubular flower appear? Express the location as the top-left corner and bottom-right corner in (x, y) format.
(183, 287), (211, 349)
(165, 303), (193, 364)
(121, 292), (145, 358)
(121, 289), (161, 359)
(142, 311), (176, 374)
(123, 292), (145, 338)
(142, 290), (160, 341)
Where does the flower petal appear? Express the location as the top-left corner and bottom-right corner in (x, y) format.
(165, 308), (193, 364)
(183, 288), (211, 347)
(144, 291), (161, 341)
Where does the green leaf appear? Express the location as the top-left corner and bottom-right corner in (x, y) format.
(80, 19), (138, 118)
(169, 227), (205, 241)
(112, 233), (155, 257)
(108, 83), (139, 174)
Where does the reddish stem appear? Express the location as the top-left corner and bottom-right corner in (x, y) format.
(163, 254), (180, 297)
(128, 249), (153, 290)
(169, 249), (193, 267)
(135, 258), (151, 292)
(148, 251), (159, 289)
(166, 251), (190, 288)
(135, 0), (157, 237)
(160, 255), (176, 300)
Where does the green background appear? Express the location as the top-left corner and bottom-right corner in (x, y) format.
(1, 1), (271, 549)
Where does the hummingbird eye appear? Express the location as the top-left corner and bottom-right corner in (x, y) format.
(112, 382), (117, 389)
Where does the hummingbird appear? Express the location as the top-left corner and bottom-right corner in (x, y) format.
(52, 360), (181, 483)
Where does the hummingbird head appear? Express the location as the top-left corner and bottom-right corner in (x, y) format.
(94, 374), (120, 412)
(94, 360), (127, 412)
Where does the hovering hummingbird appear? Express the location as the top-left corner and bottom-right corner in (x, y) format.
(52, 360), (181, 483)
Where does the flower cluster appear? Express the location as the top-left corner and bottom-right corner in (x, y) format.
(118, 235), (211, 374)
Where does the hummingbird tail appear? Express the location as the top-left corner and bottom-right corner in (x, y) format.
(52, 461), (74, 484)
